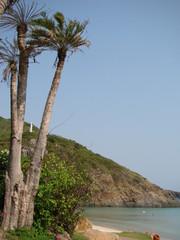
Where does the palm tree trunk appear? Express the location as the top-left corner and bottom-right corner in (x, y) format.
(0, 0), (8, 19)
(2, 64), (25, 230)
(2, 29), (30, 230)
(25, 56), (66, 227)
(14, 53), (29, 229)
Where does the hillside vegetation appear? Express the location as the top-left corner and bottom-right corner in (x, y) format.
(0, 116), (179, 207)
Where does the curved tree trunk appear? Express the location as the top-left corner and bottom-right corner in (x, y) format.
(0, 0), (8, 20)
(25, 56), (66, 227)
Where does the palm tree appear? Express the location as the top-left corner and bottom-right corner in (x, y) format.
(0, 39), (20, 229)
(0, 0), (41, 142)
(0, 0), (42, 230)
(23, 11), (90, 227)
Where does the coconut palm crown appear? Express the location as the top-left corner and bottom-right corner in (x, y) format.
(29, 11), (90, 61)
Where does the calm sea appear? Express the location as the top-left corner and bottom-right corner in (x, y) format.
(84, 207), (180, 240)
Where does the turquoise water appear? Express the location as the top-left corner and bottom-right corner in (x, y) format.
(85, 207), (180, 240)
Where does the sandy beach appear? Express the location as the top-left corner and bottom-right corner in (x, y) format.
(92, 225), (171, 240)
(92, 225), (122, 233)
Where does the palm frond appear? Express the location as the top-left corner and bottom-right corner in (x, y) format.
(29, 11), (89, 59)
(0, 0), (42, 30)
(31, 17), (56, 31)
(0, 38), (19, 82)
(4, 0), (19, 12)
(54, 12), (64, 31)
(3, 64), (11, 82)
(64, 20), (89, 52)
(0, 38), (19, 64)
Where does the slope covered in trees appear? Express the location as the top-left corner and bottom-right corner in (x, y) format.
(0, 117), (179, 208)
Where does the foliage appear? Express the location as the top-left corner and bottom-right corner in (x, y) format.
(34, 154), (91, 235)
(4, 227), (89, 240)
(29, 11), (89, 56)
(0, 117), (150, 198)
(72, 232), (89, 240)
(0, 148), (91, 235)
(5, 227), (54, 240)
(0, 117), (11, 150)
(0, 149), (9, 212)
(0, 0), (41, 31)
(118, 231), (152, 240)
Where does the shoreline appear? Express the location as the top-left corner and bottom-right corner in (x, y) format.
(92, 224), (171, 240)
(92, 224), (122, 233)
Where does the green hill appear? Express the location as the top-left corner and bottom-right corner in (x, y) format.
(0, 116), (179, 207)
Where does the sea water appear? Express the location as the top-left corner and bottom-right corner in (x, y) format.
(85, 207), (180, 240)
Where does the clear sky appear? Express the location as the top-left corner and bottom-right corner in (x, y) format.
(0, 0), (180, 191)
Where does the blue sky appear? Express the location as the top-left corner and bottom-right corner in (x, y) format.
(0, 0), (180, 191)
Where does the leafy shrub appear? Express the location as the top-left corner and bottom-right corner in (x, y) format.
(34, 154), (91, 235)
(0, 150), (91, 234)
(0, 149), (9, 213)
(5, 227), (54, 240)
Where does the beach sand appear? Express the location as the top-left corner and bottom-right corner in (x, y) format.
(92, 225), (172, 240)
(92, 225), (122, 233)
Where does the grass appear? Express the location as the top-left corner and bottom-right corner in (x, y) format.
(0, 227), (153, 240)
(4, 227), (54, 240)
(118, 231), (152, 240)
(1, 227), (89, 240)
(72, 232), (89, 240)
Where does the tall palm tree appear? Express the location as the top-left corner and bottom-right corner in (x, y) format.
(0, 0), (42, 230)
(23, 11), (90, 227)
(0, 39), (20, 229)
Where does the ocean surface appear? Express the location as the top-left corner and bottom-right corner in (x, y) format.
(84, 207), (180, 240)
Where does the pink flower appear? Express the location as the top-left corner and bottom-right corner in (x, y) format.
(1, 212), (4, 217)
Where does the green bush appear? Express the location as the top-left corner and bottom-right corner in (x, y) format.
(0, 149), (9, 213)
(5, 227), (54, 240)
(0, 150), (91, 235)
(34, 154), (91, 235)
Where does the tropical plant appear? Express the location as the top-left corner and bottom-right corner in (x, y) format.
(5, 227), (55, 240)
(0, 0), (42, 230)
(34, 154), (91, 236)
(0, 149), (9, 212)
(0, 1), (89, 231)
(21, 11), (89, 228)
